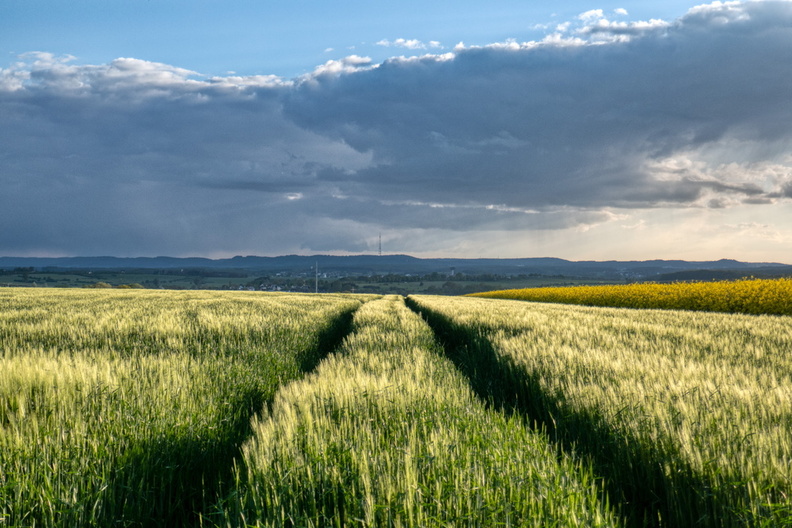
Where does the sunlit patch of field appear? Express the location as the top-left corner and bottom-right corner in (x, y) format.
(0, 288), (363, 526)
(4, 287), (791, 527)
(224, 296), (617, 527)
(409, 294), (792, 527)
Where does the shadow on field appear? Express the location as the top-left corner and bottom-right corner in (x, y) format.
(100, 306), (359, 527)
(298, 307), (357, 374)
(404, 297), (741, 528)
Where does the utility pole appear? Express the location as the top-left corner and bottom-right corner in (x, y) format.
(379, 232), (382, 257)
(315, 261), (318, 294)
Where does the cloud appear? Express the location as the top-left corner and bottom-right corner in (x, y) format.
(305, 55), (374, 79)
(578, 17), (671, 37)
(376, 38), (443, 50)
(564, 8), (671, 40)
(283, 2), (792, 210)
(2, 1), (792, 259)
(578, 9), (605, 21)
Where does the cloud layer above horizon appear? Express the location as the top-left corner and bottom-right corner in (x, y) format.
(2, 1), (792, 260)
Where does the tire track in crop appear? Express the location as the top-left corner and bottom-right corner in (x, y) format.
(405, 296), (721, 528)
(103, 301), (363, 528)
(225, 295), (619, 527)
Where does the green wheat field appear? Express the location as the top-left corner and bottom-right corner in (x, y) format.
(1, 283), (790, 527)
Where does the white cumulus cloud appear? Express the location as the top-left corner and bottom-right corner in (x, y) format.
(376, 38), (443, 50)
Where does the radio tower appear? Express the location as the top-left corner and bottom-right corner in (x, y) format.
(378, 233), (382, 256)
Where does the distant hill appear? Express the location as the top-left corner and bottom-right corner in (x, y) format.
(1, 255), (790, 281)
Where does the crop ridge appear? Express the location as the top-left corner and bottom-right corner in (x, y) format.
(405, 295), (667, 526)
(116, 296), (363, 527)
(220, 295), (618, 527)
(0, 289), (366, 527)
(405, 295), (791, 528)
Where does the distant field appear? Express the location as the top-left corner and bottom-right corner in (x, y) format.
(2, 288), (791, 527)
(0, 268), (617, 295)
(469, 277), (792, 316)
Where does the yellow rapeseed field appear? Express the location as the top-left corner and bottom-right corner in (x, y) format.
(469, 277), (792, 315)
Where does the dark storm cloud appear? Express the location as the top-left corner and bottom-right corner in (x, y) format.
(283, 1), (792, 210)
(2, 1), (792, 256)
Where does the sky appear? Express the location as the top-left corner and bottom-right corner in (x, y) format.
(2, 1), (792, 262)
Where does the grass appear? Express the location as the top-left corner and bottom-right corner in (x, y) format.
(0, 288), (364, 527)
(4, 286), (790, 527)
(408, 294), (792, 527)
(221, 295), (618, 527)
